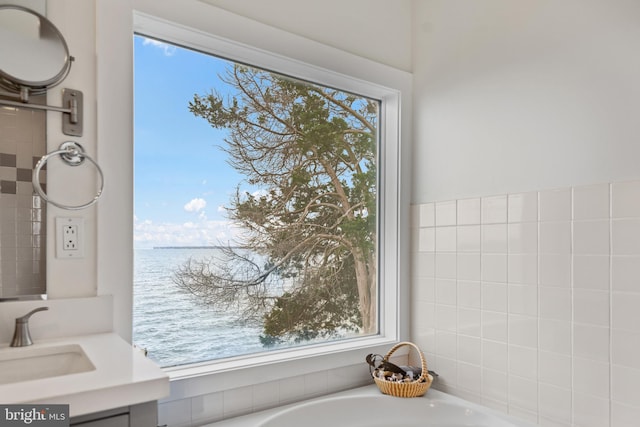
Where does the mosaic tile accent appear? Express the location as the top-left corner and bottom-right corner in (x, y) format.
(0, 100), (47, 297)
(16, 167), (33, 182)
(0, 153), (16, 167)
(0, 180), (16, 194)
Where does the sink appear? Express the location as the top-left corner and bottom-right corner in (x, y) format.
(0, 344), (95, 385)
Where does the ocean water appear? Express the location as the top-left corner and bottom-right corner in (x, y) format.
(132, 248), (266, 368)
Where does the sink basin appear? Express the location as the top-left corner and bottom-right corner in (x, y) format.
(0, 344), (95, 385)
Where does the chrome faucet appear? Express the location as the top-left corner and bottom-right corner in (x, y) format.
(10, 307), (49, 347)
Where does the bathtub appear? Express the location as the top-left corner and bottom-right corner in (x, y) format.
(204, 384), (537, 427)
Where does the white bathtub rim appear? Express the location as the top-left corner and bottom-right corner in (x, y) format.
(203, 384), (537, 426)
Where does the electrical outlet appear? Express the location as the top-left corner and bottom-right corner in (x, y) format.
(63, 224), (78, 250)
(56, 217), (84, 258)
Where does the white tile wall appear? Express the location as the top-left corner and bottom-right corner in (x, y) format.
(158, 362), (381, 426)
(411, 180), (640, 427)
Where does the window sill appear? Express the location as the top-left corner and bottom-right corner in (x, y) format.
(161, 336), (404, 401)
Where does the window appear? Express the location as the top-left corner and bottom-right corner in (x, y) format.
(132, 13), (406, 376)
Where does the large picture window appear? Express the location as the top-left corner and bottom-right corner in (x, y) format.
(133, 34), (382, 368)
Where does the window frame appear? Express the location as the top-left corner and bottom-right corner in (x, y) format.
(132, 11), (410, 390)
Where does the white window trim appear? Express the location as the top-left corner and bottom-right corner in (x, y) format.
(131, 10), (411, 397)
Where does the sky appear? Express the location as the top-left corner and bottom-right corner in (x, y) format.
(133, 35), (248, 248)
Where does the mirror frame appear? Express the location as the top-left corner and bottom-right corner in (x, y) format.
(0, 4), (72, 95)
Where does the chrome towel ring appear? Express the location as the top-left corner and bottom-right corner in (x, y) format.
(32, 142), (104, 210)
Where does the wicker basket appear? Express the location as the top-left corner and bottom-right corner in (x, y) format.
(372, 341), (433, 398)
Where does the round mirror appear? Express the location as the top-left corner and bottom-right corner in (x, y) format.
(0, 5), (72, 95)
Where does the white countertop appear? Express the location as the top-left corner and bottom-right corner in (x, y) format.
(0, 333), (170, 417)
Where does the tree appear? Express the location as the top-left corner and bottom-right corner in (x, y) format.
(173, 64), (378, 343)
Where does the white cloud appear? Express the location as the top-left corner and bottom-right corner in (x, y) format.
(134, 217), (245, 248)
(184, 198), (207, 212)
(142, 38), (177, 56)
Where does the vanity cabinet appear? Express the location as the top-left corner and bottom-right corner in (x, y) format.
(72, 414), (128, 427)
(70, 401), (157, 427)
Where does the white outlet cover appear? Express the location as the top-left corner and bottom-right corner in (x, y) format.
(56, 217), (85, 258)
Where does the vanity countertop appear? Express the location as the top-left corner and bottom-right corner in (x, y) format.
(0, 332), (170, 417)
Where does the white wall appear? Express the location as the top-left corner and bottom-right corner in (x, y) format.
(200, 0), (413, 72)
(412, 0), (640, 203)
(45, 0), (99, 300)
(410, 1), (640, 426)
